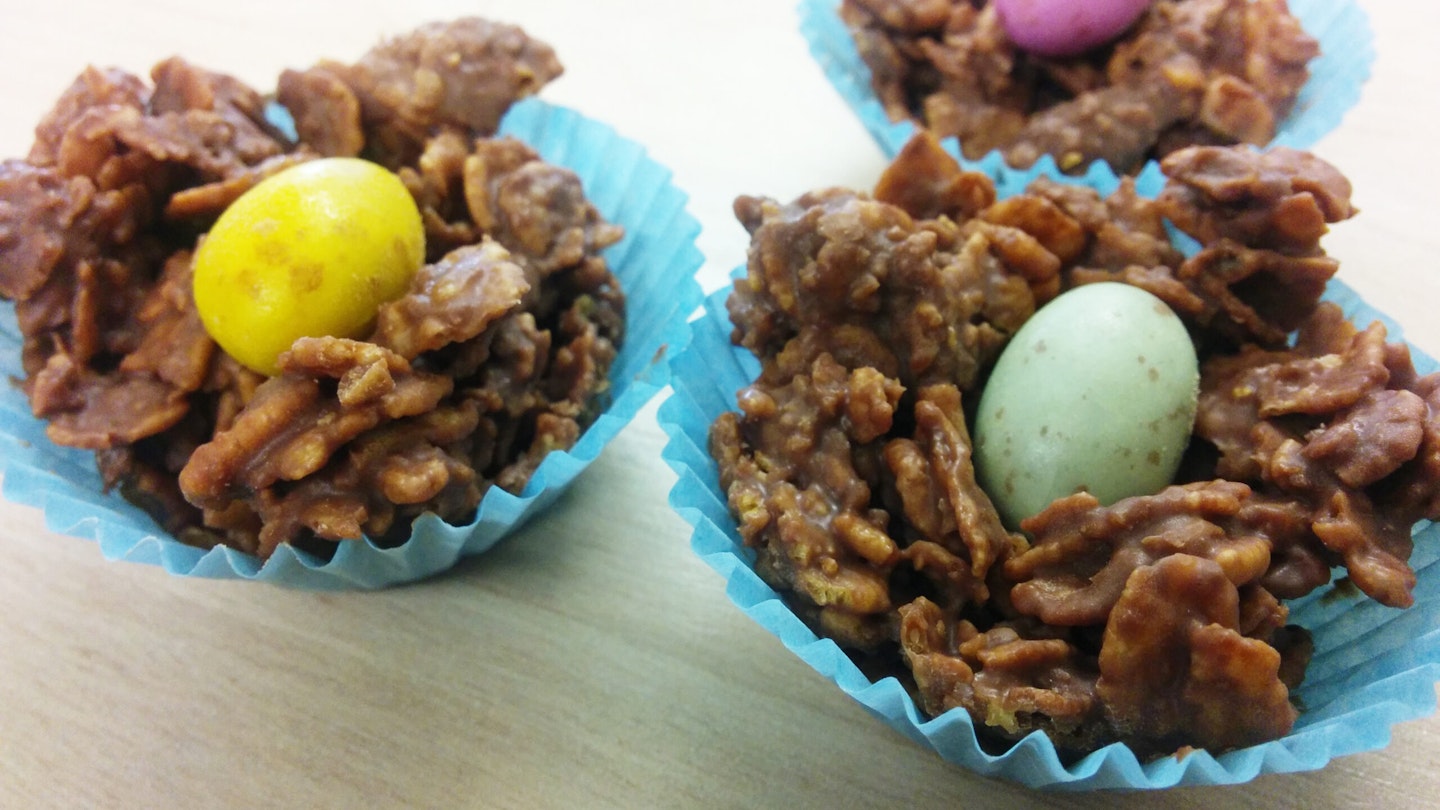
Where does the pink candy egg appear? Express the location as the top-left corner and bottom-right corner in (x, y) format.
(994, 0), (1152, 58)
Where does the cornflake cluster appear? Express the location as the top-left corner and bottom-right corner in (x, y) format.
(0, 19), (625, 560)
(712, 132), (1440, 757)
(842, 0), (1318, 173)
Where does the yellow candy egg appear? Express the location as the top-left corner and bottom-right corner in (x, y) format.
(192, 157), (425, 376)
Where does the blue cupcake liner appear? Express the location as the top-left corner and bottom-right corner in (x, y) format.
(799, 0), (1376, 169)
(657, 155), (1440, 789)
(0, 96), (705, 589)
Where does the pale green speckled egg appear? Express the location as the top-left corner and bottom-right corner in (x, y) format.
(973, 282), (1199, 528)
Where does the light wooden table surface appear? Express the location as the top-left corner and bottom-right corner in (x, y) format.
(1, 1), (1437, 807)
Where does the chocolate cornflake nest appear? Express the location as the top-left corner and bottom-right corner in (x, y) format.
(0, 18), (625, 560)
(841, 0), (1318, 174)
(709, 132), (1440, 758)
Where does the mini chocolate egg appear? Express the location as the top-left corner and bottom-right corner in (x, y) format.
(973, 282), (1198, 528)
(994, 0), (1152, 58)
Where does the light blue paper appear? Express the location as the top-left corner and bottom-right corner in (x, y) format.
(659, 159), (1440, 789)
(0, 96), (705, 589)
(800, 0), (1375, 169)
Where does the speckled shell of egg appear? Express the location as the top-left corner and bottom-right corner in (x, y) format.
(973, 282), (1199, 528)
